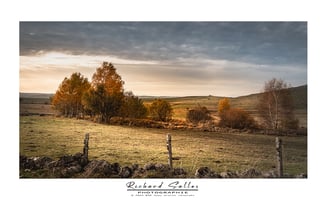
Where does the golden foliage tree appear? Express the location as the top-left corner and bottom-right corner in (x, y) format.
(91, 62), (124, 94)
(218, 98), (230, 120)
(83, 62), (125, 123)
(218, 98), (230, 113)
(52, 72), (90, 117)
(218, 98), (256, 129)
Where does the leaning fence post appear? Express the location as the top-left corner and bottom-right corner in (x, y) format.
(167, 134), (173, 169)
(275, 137), (283, 177)
(83, 133), (89, 160)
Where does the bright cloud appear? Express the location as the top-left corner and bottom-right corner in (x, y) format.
(20, 22), (307, 97)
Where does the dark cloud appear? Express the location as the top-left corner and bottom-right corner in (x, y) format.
(20, 22), (307, 66)
(20, 22), (307, 96)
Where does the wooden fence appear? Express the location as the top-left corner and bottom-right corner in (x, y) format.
(165, 134), (285, 177)
(81, 133), (285, 177)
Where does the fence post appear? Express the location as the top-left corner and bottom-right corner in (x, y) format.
(275, 137), (283, 177)
(167, 134), (173, 169)
(83, 133), (89, 160)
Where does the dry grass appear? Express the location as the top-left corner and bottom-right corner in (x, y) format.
(20, 116), (307, 176)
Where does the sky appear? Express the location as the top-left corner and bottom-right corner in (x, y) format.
(20, 22), (307, 97)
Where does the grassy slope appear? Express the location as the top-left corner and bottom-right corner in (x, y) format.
(20, 116), (307, 176)
(142, 85), (307, 127)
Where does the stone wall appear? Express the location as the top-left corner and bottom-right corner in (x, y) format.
(19, 153), (306, 178)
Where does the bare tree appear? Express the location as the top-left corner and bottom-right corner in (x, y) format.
(258, 78), (297, 130)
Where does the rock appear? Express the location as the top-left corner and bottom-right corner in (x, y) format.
(240, 168), (262, 178)
(59, 165), (82, 177)
(34, 156), (53, 169)
(173, 168), (187, 176)
(20, 155), (27, 168)
(131, 164), (139, 171)
(67, 165), (82, 175)
(144, 163), (156, 170)
(295, 173), (307, 178)
(111, 162), (121, 174)
(45, 161), (57, 169)
(132, 168), (146, 178)
(220, 171), (238, 178)
(82, 160), (113, 178)
(20, 157), (36, 170)
(119, 166), (133, 178)
(24, 169), (31, 172)
(262, 170), (277, 178)
(56, 155), (76, 167)
(73, 153), (88, 167)
(195, 167), (221, 178)
(53, 153), (88, 169)
(195, 167), (210, 177)
(155, 163), (170, 171)
(20, 156), (53, 170)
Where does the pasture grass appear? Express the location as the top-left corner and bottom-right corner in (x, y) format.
(20, 116), (307, 177)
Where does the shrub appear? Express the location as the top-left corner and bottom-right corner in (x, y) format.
(219, 108), (257, 129)
(149, 99), (173, 122)
(186, 105), (212, 124)
(120, 92), (147, 119)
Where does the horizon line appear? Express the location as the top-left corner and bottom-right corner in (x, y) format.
(19, 84), (307, 99)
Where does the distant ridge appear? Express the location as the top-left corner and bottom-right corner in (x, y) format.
(228, 84), (307, 110)
(20, 93), (53, 99)
(289, 85), (307, 109)
(19, 85), (307, 104)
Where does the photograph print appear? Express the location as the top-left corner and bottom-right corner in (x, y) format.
(19, 22), (307, 178)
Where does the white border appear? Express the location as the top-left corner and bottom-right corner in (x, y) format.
(2, 0), (327, 199)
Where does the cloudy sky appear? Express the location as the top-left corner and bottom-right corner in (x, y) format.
(20, 22), (307, 97)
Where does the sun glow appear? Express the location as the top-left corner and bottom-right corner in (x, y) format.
(19, 51), (160, 94)
(20, 51), (306, 97)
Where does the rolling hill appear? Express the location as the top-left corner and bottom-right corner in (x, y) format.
(19, 85), (307, 127)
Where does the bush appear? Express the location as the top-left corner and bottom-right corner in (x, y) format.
(149, 99), (173, 122)
(219, 108), (257, 129)
(120, 92), (147, 119)
(186, 105), (212, 124)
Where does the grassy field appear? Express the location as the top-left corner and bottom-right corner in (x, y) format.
(20, 115), (307, 176)
(19, 86), (307, 177)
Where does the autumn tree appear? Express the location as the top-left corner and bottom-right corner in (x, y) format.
(52, 72), (90, 117)
(218, 98), (230, 120)
(83, 62), (125, 123)
(258, 78), (298, 130)
(186, 104), (212, 124)
(120, 91), (147, 119)
(149, 99), (173, 122)
(218, 98), (256, 129)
